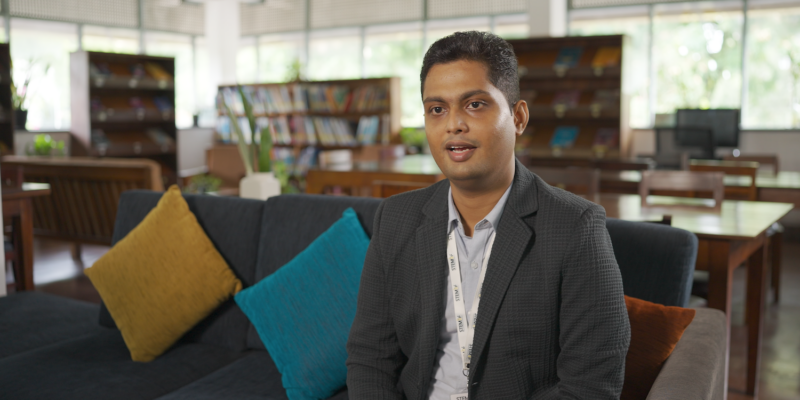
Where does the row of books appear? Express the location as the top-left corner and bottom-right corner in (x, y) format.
(549, 126), (619, 148)
(217, 83), (390, 116)
(552, 46), (621, 69)
(217, 114), (390, 147)
(272, 146), (318, 176)
(90, 61), (173, 81)
(90, 96), (173, 112)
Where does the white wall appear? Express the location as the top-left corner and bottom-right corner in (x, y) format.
(177, 128), (216, 177)
(631, 129), (800, 172)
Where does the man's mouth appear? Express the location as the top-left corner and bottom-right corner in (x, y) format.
(448, 145), (476, 153)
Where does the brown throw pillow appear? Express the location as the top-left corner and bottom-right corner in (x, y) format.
(621, 295), (696, 400)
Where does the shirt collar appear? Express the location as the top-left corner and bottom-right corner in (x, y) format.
(448, 183), (513, 235)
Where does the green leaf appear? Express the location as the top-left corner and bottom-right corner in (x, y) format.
(258, 126), (272, 173)
(222, 100), (254, 176)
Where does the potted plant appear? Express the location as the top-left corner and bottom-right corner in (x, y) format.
(25, 134), (65, 156)
(221, 87), (281, 200)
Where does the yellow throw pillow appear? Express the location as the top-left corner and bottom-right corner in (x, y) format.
(85, 185), (242, 362)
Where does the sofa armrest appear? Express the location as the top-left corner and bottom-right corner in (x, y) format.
(646, 308), (727, 400)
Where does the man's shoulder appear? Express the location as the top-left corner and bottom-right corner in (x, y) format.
(530, 173), (604, 221)
(379, 179), (448, 218)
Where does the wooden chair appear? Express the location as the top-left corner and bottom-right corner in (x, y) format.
(372, 180), (433, 198)
(688, 159), (759, 201)
(529, 167), (600, 198)
(639, 170), (725, 212)
(1, 156), (163, 261)
(723, 154), (779, 175)
(2, 165), (24, 291)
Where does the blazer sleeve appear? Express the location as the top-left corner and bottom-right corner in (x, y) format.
(555, 204), (630, 399)
(346, 200), (406, 399)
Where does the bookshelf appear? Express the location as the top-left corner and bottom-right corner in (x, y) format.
(507, 35), (631, 162)
(0, 43), (13, 154)
(70, 51), (177, 185)
(216, 77), (402, 173)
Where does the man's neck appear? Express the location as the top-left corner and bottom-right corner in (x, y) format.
(451, 160), (515, 237)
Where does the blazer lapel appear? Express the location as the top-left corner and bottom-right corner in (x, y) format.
(469, 160), (539, 381)
(415, 182), (450, 396)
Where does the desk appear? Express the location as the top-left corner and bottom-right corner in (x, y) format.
(596, 194), (794, 396)
(2, 183), (52, 291)
(601, 170), (800, 207)
(305, 155), (445, 195)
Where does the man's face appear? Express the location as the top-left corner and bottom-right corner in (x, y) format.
(422, 60), (527, 186)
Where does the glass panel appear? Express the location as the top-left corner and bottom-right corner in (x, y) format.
(10, 18), (78, 131)
(82, 25), (139, 54)
(744, 6), (800, 129)
(571, 13), (651, 128)
(308, 29), (361, 80)
(193, 37), (216, 128)
(365, 27), (424, 128)
(237, 38), (258, 84)
(258, 33), (303, 83)
(495, 23), (528, 39)
(145, 32), (195, 129)
(425, 17), (491, 48)
(653, 8), (744, 115)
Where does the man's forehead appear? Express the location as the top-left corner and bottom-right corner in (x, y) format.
(423, 61), (496, 100)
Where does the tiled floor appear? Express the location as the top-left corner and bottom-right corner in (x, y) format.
(5, 237), (800, 399)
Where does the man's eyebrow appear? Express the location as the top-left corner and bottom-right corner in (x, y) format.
(422, 90), (492, 104)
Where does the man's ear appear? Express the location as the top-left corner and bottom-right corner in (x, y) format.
(512, 100), (529, 136)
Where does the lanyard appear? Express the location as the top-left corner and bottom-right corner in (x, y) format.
(446, 229), (496, 374)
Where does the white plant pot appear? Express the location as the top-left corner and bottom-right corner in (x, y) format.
(239, 172), (281, 200)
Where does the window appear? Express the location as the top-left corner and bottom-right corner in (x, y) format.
(237, 36), (258, 84)
(193, 37), (217, 128)
(425, 17), (491, 49)
(494, 14), (528, 39)
(308, 28), (361, 80)
(145, 32), (196, 128)
(10, 18), (78, 130)
(82, 25), (139, 54)
(744, 6), (800, 129)
(653, 6), (744, 115)
(365, 23), (424, 127)
(570, 8), (652, 128)
(258, 33), (304, 83)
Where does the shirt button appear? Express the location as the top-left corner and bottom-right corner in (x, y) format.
(471, 261), (479, 270)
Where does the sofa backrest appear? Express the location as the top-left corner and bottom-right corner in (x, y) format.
(246, 194), (381, 350)
(99, 190), (267, 352)
(606, 218), (698, 307)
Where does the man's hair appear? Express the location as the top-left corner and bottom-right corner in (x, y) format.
(420, 31), (519, 110)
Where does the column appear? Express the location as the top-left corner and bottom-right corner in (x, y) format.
(527, 0), (568, 38)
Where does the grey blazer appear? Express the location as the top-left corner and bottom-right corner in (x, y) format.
(346, 160), (630, 399)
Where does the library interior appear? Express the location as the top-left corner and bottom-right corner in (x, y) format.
(1, 0), (800, 399)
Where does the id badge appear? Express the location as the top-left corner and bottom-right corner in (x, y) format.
(450, 394), (468, 400)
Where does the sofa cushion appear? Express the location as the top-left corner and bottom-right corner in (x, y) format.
(100, 189), (265, 353)
(0, 292), (102, 358)
(622, 295), (696, 400)
(248, 194), (381, 350)
(0, 329), (244, 400)
(156, 351), (349, 400)
(86, 186), (243, 362)
(236, 208), (369, 400)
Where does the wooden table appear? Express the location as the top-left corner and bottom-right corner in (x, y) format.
(601, 170), (800, 207)
(2, 183), (52, 291)
(305, 155), (445, 195)
(596, 194), (794, 396)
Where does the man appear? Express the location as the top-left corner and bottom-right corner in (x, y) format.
(346, 31), (629, 399)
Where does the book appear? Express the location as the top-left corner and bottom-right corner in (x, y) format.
(591, 47), (621, 68)
(553, 47), (583, 68)
(144, 62), (172, 80)
(552, 90), (581, 108)
(593, 128), (619, 148)
(550, 126), (579, 148)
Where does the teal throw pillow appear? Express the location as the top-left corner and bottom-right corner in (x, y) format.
(235, 208), (370, 400)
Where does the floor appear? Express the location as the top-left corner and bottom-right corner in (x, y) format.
(5, 237), (800, 399)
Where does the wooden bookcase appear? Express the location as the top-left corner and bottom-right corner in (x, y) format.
(70, 51), (177, 185)
(507, 35), (631, 162)
(216, 77), (402, 166)
(0, 43), (13, 154)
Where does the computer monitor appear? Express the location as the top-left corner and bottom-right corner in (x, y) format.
(675, 109), (740, 148)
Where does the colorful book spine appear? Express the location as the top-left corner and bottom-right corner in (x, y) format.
(550, 126), (580, 148)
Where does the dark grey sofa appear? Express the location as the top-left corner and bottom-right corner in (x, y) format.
(0, 191), (726, 399)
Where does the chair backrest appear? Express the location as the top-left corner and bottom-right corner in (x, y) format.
(1, 156), (163, 245)
(0, 164), (23, 188)
(372, 180), (432, 198)
(723, 154), (778, 174)
(689, 159), (759, 201)
(529, 167), (600, 198)
(639, 170), (725, 211)
(606, 218), (698, 307)
(206, 144), (247, 189)
(654, 128), (713, 169)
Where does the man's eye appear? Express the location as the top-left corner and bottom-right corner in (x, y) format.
(431, 107), (443, 114)
(469, 102), (482, 109)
